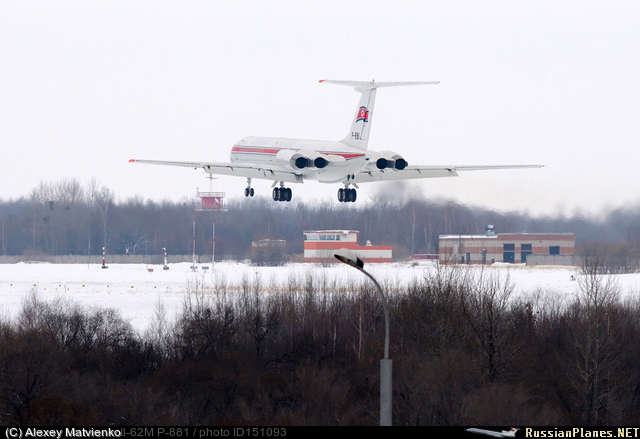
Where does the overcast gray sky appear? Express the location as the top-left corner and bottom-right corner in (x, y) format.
(1, 1), (639, 216)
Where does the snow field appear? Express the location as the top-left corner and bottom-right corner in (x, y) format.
(1, 261), (639, 332)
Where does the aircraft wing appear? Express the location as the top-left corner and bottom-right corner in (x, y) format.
(351, 164), (543, 184)
(130, 159), (542, 185)
(129, 159), (304, 184)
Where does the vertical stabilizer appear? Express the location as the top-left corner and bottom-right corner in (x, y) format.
(319, 80), (439, 150)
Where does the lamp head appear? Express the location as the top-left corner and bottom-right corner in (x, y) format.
(334, 248), (364, 270)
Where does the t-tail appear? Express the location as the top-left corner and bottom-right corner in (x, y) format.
(319, 79), (439, 150)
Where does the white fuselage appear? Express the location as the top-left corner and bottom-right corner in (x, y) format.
(231, 136), (369, 183)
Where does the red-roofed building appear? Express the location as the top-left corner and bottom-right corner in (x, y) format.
(304, 230), (392, 264)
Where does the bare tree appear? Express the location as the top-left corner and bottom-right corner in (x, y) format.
(461, 270), (522, 382)
(86, 179), (113, 252)
(569, 254), (621, 424)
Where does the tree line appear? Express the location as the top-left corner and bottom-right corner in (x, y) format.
(2, 261), (639, 425)
(1, 178), (640, 269)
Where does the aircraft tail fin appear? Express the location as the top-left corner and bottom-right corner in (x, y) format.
(319, 80), (439, 150)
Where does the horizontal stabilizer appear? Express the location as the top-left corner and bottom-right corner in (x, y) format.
(319, 79), (439, 92)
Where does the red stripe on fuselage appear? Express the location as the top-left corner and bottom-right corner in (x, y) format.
(231, 145), (365, 160)
(231, 146), (278, 155)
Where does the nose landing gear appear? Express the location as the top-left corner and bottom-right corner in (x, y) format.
(244, 178), (255, 197)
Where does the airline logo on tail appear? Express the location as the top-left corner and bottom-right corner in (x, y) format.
(356, 106), (369, 123)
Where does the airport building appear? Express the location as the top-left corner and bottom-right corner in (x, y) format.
(303, 230), (392, 264)
(251, 239), (287, 265)
(439, 226), (575, 265)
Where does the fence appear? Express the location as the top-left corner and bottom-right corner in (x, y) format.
(0, 255), (214, 264)
(525, 254), (576, 266)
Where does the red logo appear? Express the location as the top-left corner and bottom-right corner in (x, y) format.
(356, 106), (368, 123)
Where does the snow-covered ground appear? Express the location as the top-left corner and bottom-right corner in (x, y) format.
(1, 261), (639, 333)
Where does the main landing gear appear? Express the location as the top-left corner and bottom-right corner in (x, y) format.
(272, 185), (292, 202)
(272, 181), (292, 202)
(338, 175), (358, 203)
(338, 187), (357, 203)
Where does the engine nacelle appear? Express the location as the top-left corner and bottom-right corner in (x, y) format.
(295, 155), (329, 169)
(394, 157), (408, 170)
(275, 149), (304, 170)
(371, 150), (408, 170)
(276, 149), (330, 170)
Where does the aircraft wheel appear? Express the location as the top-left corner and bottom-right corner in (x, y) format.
(338, 188), (344, 202)
(346, 188), (354, 202)
(350, 188), (357, 202)
(244, 188), (250, 197)
(250, 188), (254, 197)
(285, 188), (292, 202)
(272, 187), (280, 201)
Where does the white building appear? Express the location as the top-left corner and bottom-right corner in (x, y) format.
(439, 226), (575, 265)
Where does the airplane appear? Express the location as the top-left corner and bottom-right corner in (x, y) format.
(467, 428), (520, 438)
(130, 80), (543, 203)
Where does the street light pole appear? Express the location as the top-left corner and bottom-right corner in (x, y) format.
(334, 248), (392, 426)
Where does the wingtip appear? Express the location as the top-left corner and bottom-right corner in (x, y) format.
(128, 159), (135, 163)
